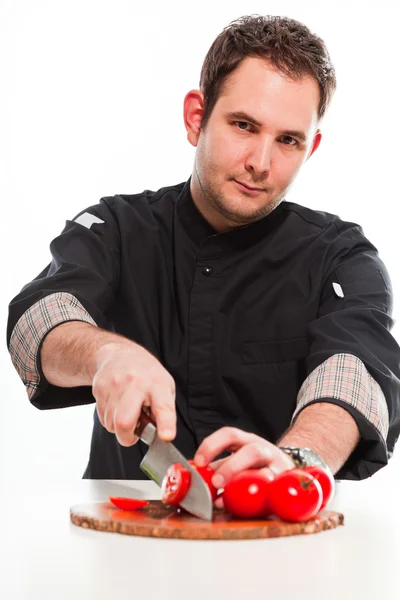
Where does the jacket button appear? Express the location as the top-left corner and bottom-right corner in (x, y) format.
(202, 266), (213, 276)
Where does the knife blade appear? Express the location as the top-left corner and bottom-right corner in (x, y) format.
(134, 409), (213, 521)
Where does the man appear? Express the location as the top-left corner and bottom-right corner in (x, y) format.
(7, 15), (400, 489)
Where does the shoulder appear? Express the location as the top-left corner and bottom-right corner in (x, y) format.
(282, 200), (391, 287)
(105, 181), (186, 212)
(74, 181), (186, 232)
(67, 182), (186, 242)
(281, 200), (362, 237)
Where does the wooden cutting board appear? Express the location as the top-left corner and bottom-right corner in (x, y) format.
(70, 501), (344, 540)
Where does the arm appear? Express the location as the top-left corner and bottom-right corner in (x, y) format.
(196, 233), (399, 484)
(194, 357), (383, 485)
(39, 320), (176, 445)
(194, 402), (360, 488)
(7, 199), (176, 444)
(41, 321), (123, 387)
(277, 401), (361, 475)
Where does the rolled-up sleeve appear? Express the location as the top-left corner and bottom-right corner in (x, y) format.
(295, 228), (400, 479)
(9, 292), (98, 400)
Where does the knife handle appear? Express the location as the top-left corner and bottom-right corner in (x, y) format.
(134, 407), (157, 445)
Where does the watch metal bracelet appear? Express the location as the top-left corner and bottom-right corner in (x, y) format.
(279, 446), (330, 471)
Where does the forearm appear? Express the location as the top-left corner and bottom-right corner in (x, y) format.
(277, 402), (361, 475)
(40, 322), (133, 387)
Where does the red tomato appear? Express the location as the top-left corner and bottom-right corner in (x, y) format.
(109, 497), (149, 510)
(188, 460), (218, 500)
(303, 466), (335, 510)
(222, 470), (273, 518)
(161, 463), (192, 506)
(267, 469), (323, 522)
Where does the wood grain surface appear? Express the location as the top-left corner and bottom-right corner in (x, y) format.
(70, 501), (344, 540)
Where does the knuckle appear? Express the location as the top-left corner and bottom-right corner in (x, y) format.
(153, 401), (175, 413)
(93, 376), (107, 396)
(110, 371), (138, 389)
(114, 416), (133, 432)
(150, 372), (169, 388)
(110, 374), (123, 388)
(122, 371), (135, 384)
(225, 427), (240, 442)
(149, 366), (174, 387)
(110, 375), (121, 389)
(251, 443), (270, 461)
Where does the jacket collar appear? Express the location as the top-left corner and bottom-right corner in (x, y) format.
(176, 177), (286, 257)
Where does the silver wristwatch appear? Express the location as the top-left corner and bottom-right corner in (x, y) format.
(279, 446), (329, 471)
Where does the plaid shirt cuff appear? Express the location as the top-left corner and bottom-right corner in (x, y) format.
(9, 292), (97, 399)
(292, 353), (389, 443)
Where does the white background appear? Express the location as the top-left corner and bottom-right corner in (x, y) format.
(1, 0), (399, 481)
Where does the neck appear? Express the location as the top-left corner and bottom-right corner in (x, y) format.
(189, 172), (249, 233)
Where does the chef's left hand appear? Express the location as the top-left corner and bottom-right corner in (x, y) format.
(193, 427), (295, 501)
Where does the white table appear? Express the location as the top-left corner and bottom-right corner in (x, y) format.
(1, 462), (400, 600)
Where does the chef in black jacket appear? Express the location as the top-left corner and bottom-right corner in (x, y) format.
(7, 15), (400, 487)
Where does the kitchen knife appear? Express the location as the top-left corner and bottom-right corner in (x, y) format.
(134, 409), (213, 521)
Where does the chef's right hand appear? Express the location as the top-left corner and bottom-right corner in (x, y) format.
(92, 341), (176, 447)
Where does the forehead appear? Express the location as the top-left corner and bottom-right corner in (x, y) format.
(216, 56), (320, 129)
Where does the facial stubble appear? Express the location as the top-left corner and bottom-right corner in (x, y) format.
(195, 160), (285, 229)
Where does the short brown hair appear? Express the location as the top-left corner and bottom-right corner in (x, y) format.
(199, 15), (336, 129)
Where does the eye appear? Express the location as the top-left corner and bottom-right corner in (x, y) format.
(279, 135), (299, 146)
(234, 121), (254, 132)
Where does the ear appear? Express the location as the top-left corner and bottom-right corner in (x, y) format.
(307, 130), (322, 160)
(183, 90), (204, 147)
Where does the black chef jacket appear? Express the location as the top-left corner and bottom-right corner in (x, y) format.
(7, 179), (400, 480)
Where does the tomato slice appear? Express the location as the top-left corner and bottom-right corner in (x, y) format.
(109, 497), (149, 510)
(161, 463), (192, 506)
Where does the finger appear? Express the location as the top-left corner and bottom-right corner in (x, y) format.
(101, 388), (116, 434)
(150, 383), (176, 440)
(211, 442), (274, 488)
(130, 397), (151, 445)
(113, 389), (145, 447)
(258, 467), (277, 482)
(96, 403), (105, 428)
(194, 427), (262, 466)
(270, 449), (297, 472)
(209, 457), (229, 470)
(103, 402), (116, 434)
(93, 376), (109, 427)
(215, 496), (224, 509)
(94, 371), (131, 430)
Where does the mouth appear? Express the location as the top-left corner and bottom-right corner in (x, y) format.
(233, 179), (265, 194)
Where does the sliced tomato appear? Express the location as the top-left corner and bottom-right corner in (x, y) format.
(303, 466), (335, 510)
(222, 470), (273, 518)
(267, 469), (323, 522)
(188, 460), (218, 500)
(109, 497), (149, 510)
(161, 463), (192, 506)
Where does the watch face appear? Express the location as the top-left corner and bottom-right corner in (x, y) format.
(303, 449), (328, 469)
(280, 447), (328, 470)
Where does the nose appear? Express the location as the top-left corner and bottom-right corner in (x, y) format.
(245, 136), (272, 179)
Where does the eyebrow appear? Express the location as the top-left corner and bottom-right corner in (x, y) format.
(225, 111), (307, 142)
